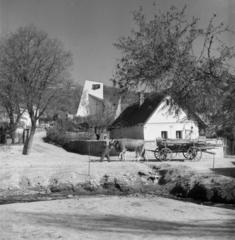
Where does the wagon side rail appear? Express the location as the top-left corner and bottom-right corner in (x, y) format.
(149, 138), (222, 161)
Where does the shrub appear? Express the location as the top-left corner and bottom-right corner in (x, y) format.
(63, 140), (118, 156)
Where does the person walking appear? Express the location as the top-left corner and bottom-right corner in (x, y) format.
(100, 137), (113, 162)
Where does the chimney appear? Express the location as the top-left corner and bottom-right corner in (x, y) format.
(138, 92), (145, 106)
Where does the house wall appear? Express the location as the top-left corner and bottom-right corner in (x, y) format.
(147, 98), (189, 124)
(0, 111), (9, 122)
(110, 125), (143, 139)
(144, 122), (199, 141)
(19, 111), (40, 128)
(144, 98), (199, 141)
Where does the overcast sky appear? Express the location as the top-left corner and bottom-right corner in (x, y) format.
(0, 0), (234, 85)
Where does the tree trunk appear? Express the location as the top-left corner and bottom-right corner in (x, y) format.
(9, 113), (16, 144)
(22, 125), (36, 155)
(10, 131), (16, 144)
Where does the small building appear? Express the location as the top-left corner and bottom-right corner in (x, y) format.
(109, 95), (206, 141)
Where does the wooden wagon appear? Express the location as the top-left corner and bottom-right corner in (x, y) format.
(152, 139), (218, 161)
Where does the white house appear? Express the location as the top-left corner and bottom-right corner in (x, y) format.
(109, 95), (206, 141)
(0, 107), (39, 129)
(18, 107), (40, 128)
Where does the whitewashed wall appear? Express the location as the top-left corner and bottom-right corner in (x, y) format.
(144, 98), (199, 141)
(144, 122), (199, 141)
(19, 109), (39, 128)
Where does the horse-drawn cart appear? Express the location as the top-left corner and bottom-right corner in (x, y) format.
(152, 139), (219, 161)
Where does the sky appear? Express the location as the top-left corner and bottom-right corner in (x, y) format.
(0, 0), (234, 86)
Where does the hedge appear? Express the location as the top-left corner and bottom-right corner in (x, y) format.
(63, 140), (118, 156)
(45, 127), (95, 146)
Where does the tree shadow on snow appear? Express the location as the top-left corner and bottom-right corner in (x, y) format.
(16, 212), (235, 238)
(211, 167), (235, 178)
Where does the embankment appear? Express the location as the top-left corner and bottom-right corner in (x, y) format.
(1, 163), (235, 206)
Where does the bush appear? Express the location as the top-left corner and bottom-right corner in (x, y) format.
(63, 140), (119, 156)
(45, 126), (95, 146)
(155, 164), (235, 204)
(45, 127), (67, 145)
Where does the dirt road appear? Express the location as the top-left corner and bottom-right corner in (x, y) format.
(1, 195), (235, 240)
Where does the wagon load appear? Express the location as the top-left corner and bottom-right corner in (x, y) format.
(153, 139), (221, 161)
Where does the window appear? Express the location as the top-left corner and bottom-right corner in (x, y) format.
(92, 84), (100, 90)
(161, 131), (168, 139)
(176, 131), (182, 139)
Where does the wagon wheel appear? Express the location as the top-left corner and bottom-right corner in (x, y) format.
(184, 147), (198, 160)
(153, 148), (161, 161)
(159, 147), (173, 161)
(183, 151), (189, 159)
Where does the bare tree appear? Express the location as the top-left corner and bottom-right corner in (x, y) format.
(0, 25), (72, 154)
(0, 75), (25, 143)
(44, 81), (83, 119)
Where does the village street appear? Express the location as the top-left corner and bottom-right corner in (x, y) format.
(0, 131), (235, 239)
(1, 195), (235, 240)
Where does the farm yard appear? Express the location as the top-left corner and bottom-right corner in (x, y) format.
(0, 131), (234, 196)
(0, 131), (235, 239)
(0, 131), (233, 193)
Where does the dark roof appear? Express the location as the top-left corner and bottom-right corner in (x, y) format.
(109, 93), (207, 129)
(109, 94), (164, 128)
(186, 112), (207, 129)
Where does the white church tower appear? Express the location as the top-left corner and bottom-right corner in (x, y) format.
(76, 80), (104, 117)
